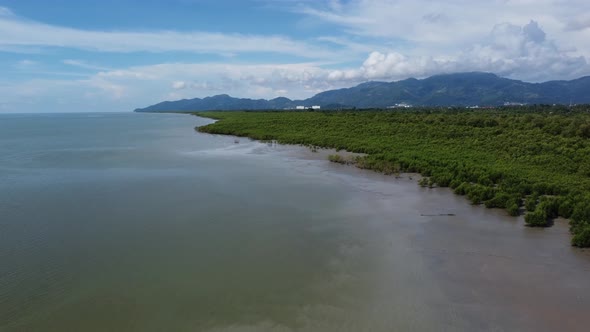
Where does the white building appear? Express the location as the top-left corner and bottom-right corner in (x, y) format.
(388, 103), (412, 108)
(295, 105), (320, 110)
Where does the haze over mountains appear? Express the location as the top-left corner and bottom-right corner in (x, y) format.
(135, 72), (590, 112)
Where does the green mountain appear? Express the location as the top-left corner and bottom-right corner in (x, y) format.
(134, 72), (590, 112)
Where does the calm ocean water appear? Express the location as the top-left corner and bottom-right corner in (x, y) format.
(1, 112), (589, 331)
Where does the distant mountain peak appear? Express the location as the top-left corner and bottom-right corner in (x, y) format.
(436, 71), (498, 77)
(206, 94), (231, 99)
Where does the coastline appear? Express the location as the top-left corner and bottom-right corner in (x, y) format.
(192, 110), (590, 248)
(187, 113), (590, 331)
(193, 113), (576, 227)
(191, 113), (554, 227)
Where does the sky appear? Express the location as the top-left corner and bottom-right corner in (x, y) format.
(1, 0), (590, 113)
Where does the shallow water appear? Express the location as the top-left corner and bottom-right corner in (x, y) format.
(1, 112), (589, 331)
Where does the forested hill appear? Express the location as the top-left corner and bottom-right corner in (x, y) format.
(134, 72), (590, 112)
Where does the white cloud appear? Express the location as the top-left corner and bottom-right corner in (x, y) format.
(63, 59), (111, 71)
(297, 0), (590, 57)
(0, 60), (349, 113)
(565, 13), (590, 31)
(324, 21), (590, 82)
(172, 81), (187, 90)
(0, 9), (336, 59)
(91, 62), (337, 100)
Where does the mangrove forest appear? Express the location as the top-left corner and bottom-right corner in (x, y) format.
(196, 107), (590, 248)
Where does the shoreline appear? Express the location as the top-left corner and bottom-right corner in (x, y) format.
(190, 110), (590, 248)
(188, 113), (590, 331)
(191, 113), (576, 235)
(201, 126), (580, 231)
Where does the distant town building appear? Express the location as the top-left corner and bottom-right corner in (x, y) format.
(388, 103), (412, 108)
(294, 105), (320, 110)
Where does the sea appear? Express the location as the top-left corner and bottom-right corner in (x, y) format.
(1, 112), (589, 331)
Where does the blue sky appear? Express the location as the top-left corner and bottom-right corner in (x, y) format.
(1, 0), (590, 113)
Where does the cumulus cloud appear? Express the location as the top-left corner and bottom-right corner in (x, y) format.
(463, 21), (588, 80)
(326, 21), (590, 82)
(297, 0), (590, 57)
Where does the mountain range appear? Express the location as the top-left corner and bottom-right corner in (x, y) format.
(134, 72), (590, 112)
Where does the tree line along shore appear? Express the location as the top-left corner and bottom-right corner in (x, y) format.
(194, 106), (590, 248)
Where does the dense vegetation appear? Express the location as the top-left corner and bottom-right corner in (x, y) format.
(196, 107), (590, 247)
